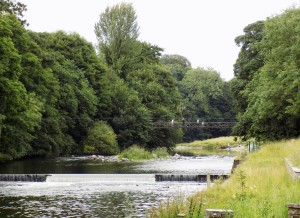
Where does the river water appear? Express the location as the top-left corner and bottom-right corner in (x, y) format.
(0, 155), (235, 217)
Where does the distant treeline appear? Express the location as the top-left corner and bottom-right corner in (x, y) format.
(0, 1), (237, 161)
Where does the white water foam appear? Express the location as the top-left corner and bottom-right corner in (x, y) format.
(46, 174), (156, 183)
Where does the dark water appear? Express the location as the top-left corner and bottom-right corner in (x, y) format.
(0, 156), (235, 217)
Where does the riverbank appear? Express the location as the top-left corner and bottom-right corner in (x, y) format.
(150, 138), (300, 217)
(174, 136), (247, 156)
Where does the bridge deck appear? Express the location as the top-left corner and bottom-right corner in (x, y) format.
(152, 121), (236, 129)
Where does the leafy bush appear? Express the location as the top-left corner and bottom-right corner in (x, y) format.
(83, 145), (97, 155)
(84, 121), (119, 155)
(119, 145), (152, 160)
(0, 153), (12, 163)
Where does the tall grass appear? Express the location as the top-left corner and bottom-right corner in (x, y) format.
(150, 138), (300, 217)
(175, 136), (247, 156)
(119, 145), (170, 160)
(119, 145), (152, 160)
(176, 136), (245, 150)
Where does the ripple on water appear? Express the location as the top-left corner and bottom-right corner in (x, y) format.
(0, 156), (234, 217)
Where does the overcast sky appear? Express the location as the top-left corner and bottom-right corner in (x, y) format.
(20, 0), (299, 81)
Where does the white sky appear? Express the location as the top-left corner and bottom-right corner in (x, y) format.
(20, 0), (299, 81)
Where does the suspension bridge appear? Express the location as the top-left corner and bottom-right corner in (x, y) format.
(152, 119), (236, 129)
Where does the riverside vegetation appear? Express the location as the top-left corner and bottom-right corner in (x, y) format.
(150, 138), (300, 217)
(175, 136), (247, 156)
(0, 1), (234, 162)
(2, 2), (300, 163)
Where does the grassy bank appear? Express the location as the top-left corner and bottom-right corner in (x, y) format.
(150, 138), (300, 217)
(177, 136), (242, 149)
(175, 136), (247, 156)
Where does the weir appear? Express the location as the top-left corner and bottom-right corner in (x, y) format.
(46, 174), (155, 183)
(155, 174), (229, 182)
(0, 174), (48, 182)
(0, 173), (229, 183)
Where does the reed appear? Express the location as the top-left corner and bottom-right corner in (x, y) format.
(150, 138), (300, 217)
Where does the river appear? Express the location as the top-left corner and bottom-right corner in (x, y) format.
(0, 155), (235, 217)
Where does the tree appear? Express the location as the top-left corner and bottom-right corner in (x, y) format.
(126, 64), (183, 149)
(0, 0), (27, 25)
(108, 78), (152, 149)
(180, 67), (234, 141)
(0, 14), (42, 159)
(231, 21), (265, 139)
(234, 8), (300, 141)
(160, 54), (192, 81)
(231, 20), (265, 112)
(95, 2), (141, 78)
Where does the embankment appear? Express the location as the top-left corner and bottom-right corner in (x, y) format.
(151, 139), (300, 218)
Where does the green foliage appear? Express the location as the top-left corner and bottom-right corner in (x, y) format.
(0, 14), (42, 159)
(233, 8), (300, 141)
(160, 54), (191, 81)
(84, 121), (119, 155)
(95, 2), (141, 77)
(109, 78), (152, 149)
(151, 147), (169, 158)
(119, 145), (152, 160)
(0, 2), (242, 160)
(83, 145), (97, 155)
(126, 64), (183, 149)
(152, 139), (300, 218)
(180, 68), (235, 141)
(175, 136), (246, 156)
(119, 145), (170, 160)
(0, 0), (27, 25)
(235, 169), (247, 201)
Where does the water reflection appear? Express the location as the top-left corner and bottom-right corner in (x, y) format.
(0, 181), (205, 217)
(0, 155), (235, 217)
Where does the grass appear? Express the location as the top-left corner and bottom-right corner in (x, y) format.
(119, 145), (170, 160)
(151, 147), (170, 158)
(150, 138), (300, 217)
(119, 145), (152, 160)
(175, 136), (247, 156)
(176, 136), (245, 149)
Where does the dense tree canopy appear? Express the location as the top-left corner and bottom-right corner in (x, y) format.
(160, 54), (192, 81)
(0, 14), (42, 159)
(179, 68), (234, 141)
(0, 2), (238, 161)
(0, 0), (27, 25)
(233, 8), (300, 141)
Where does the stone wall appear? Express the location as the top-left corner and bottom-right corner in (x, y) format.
(285, 158), (300, 181)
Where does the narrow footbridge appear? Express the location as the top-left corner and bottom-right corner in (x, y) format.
(152, 120), (236, 129)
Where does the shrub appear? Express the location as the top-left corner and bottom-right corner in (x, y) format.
(83, 145), (97, 154)
(0, 152), (12, 162)
(84, 121), (119, 155)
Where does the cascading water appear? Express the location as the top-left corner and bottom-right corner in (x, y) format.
(46, 174), (156, 183)
(0, 174), (48, 182)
